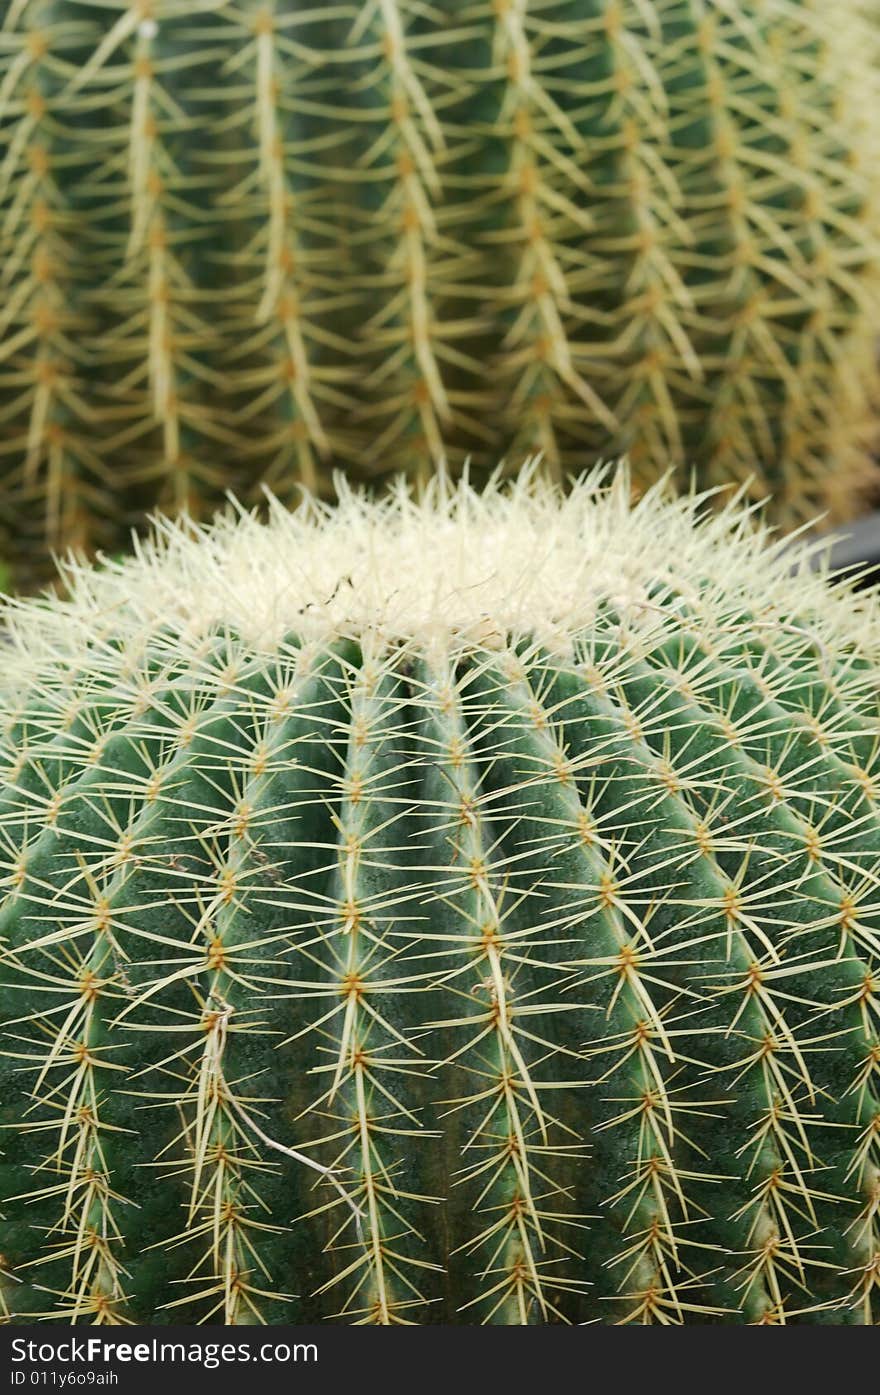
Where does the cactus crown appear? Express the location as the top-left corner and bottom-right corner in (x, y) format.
(3, 466), (866, 656)
(1, 471), (880, 1325)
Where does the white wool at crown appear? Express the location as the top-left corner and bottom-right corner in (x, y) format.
(0, 465), (877, 675)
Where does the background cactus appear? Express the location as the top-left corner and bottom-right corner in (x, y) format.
(1, 468), (879, 1325)
(2, 1), (880, 586)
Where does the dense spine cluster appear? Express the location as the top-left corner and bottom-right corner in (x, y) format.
(0, 471), (879, 1324)
(1, 1), (880, 584)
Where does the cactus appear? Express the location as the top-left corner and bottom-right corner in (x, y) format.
(1, 467), (879, 1325)
(2, 1), (880, 586)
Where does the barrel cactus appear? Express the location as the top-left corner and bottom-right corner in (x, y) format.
(2, 1), (880, 585)
(0, 468), (879, 1325)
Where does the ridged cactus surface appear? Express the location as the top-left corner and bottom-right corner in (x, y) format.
(2, 1), (880, 584)
(1, 470), (879, 1325)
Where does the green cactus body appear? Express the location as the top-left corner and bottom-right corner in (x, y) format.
(1, 469), (879, 1324)
(0, 0), (107, 566)
(2, 2), (880, 584)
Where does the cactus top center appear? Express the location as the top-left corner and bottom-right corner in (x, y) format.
(0, 467), (872, 681)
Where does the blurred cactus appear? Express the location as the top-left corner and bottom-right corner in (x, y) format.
(2, 1), (880, 585)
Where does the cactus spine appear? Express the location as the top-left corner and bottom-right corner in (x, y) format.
(2, 1), (880, 584)
(1, 469), (879, 1324)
